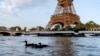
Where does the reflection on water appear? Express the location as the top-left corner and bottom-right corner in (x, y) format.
(50, 37), (73, 56)
(0, 36), (100, 56)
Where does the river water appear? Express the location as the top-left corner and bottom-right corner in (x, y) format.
(0, 36), (100, 56)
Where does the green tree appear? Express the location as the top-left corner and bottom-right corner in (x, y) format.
(85, 21), (100, 29)
(73, 23), (86, 31)
(15, 26), (21, 31)
(10, 26), (21, 31)
(37, 26), (44, 31)
(0, 26), (7, 31)
(63, 26), (73, 31)
(45, 28), (51, 31)
(52, 25), (60, 31)
(30, 27), (36, 31)
(10, 27), (16, 31)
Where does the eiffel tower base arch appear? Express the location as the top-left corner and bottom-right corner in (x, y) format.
(46, 13), (80, 30)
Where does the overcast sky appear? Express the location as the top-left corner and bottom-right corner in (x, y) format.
(0, 0), (100, 28)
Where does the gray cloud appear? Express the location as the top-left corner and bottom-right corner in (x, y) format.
(0, 0), (48, 16)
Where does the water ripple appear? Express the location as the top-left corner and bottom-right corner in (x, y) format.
(0, 36), (100, 56)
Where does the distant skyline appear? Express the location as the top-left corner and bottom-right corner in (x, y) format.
(0, 0), (100, 28)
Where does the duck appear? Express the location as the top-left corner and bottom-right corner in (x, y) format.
(37, 42), (48, 48)
(24, 40), (35, 47)
(24, 40), (48, 48)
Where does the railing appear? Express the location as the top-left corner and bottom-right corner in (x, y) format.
(30, 31), (100, 34)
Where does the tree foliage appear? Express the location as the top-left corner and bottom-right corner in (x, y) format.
(85, 21), (100, 29)
(10, 26), (21, 31)
(52, 25), (61, 31)
(30, 27), (36, 31)
(73, 23), (86, 31)
(0, 26), (7, 31)
(63, 26), (73, 31)
(36, 26), (44, 31)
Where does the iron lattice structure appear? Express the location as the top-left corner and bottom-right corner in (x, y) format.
(46, 0), (80, 29)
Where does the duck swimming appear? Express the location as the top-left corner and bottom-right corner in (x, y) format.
(24, 40), (48, 48)
(24, 40), (34, 47)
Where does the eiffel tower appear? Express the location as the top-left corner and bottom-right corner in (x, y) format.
(46, 0), (80, 29)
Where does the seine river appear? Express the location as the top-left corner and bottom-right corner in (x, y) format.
(0, 36), (100, 56)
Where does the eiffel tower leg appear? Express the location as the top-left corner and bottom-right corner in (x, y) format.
(45, 22), (52, 30)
